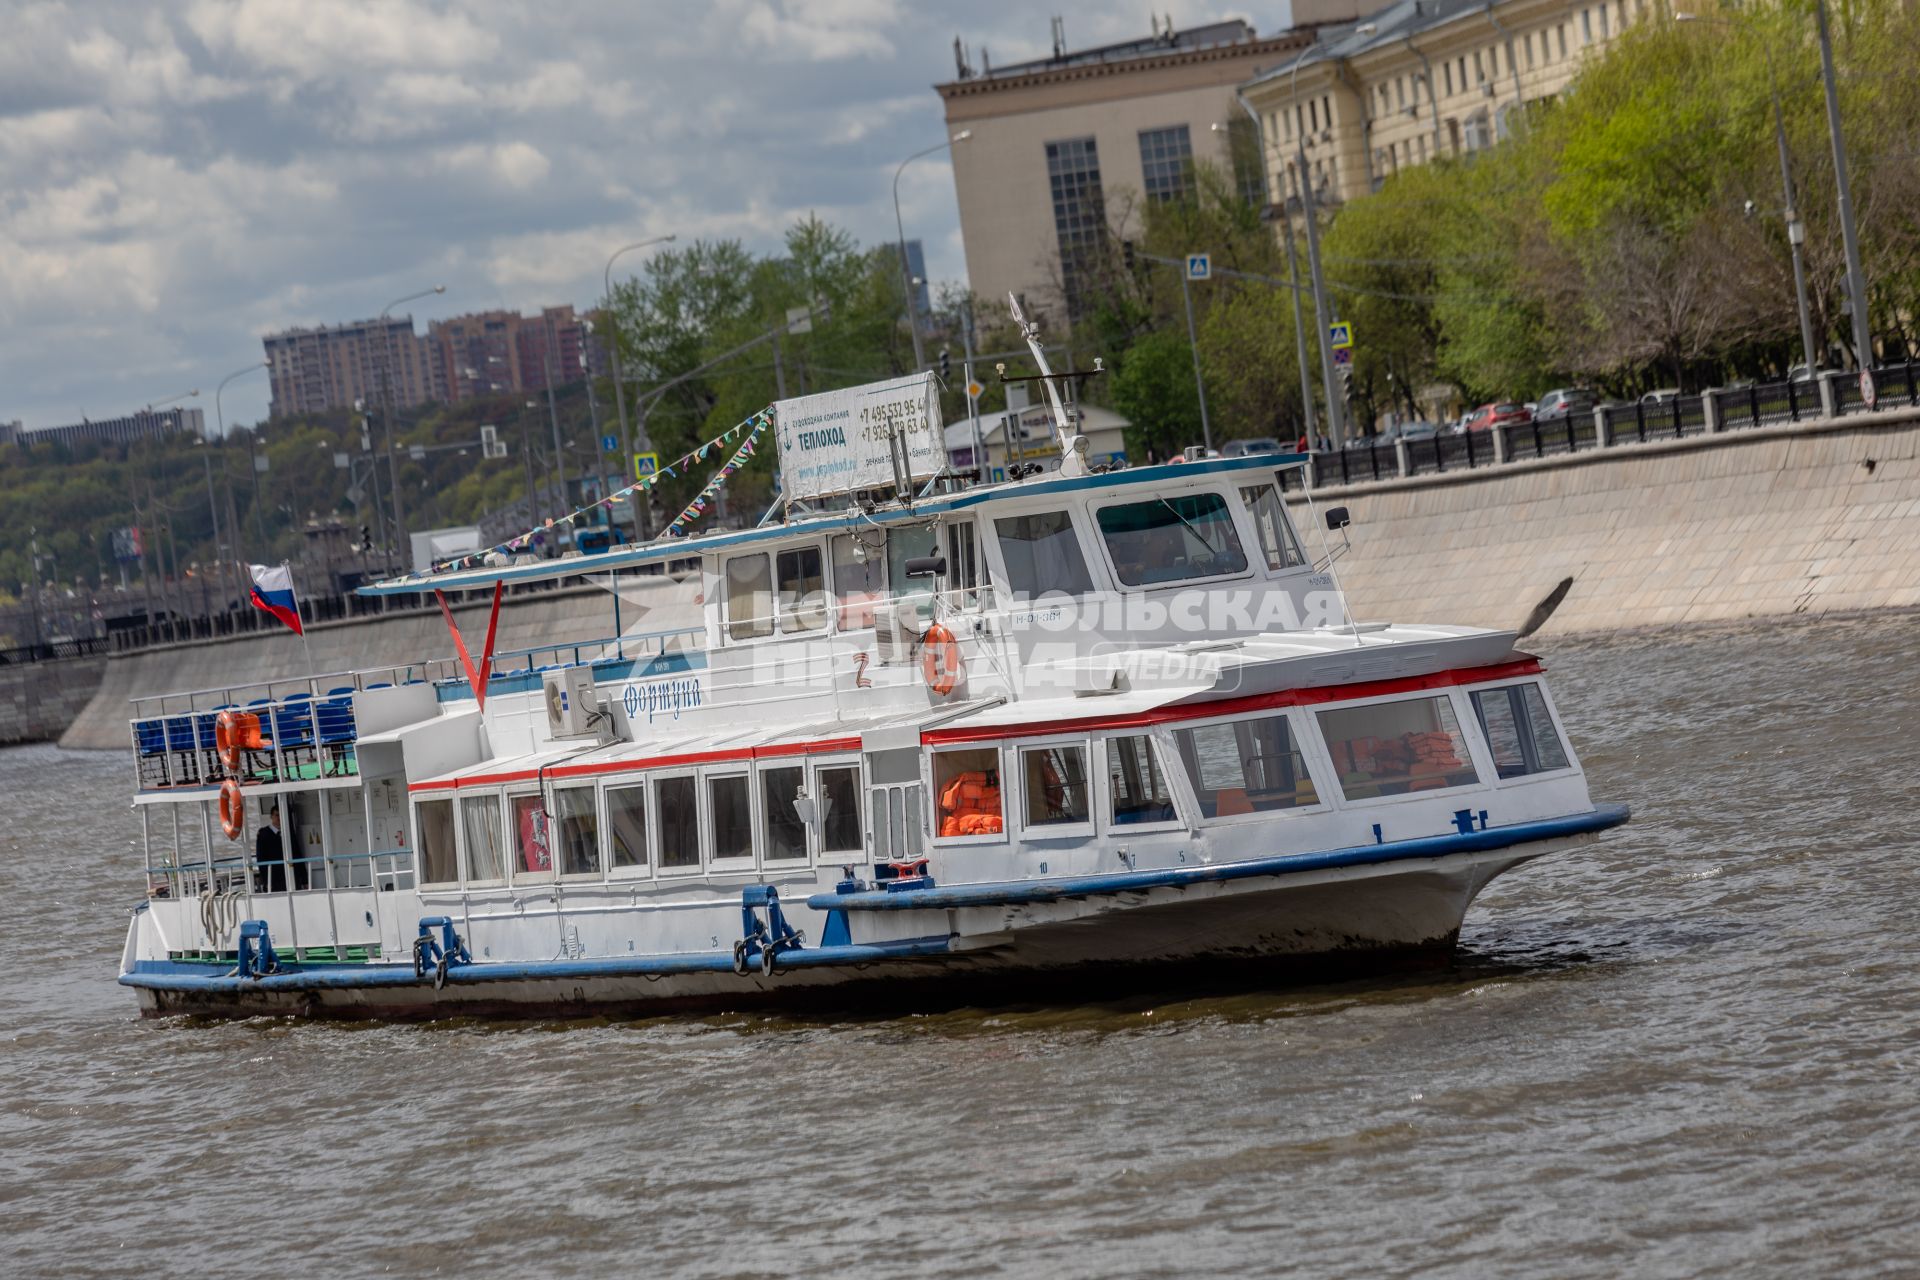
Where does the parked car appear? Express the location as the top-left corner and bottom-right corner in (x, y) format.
(1219, 437), (1283, 457)
(1463, 402), (1534, 432)
(1169, 444), (1220, 464)
(1534, 388), (1597, 422)
(1640, 388), (1680, 405)
(1397, 420), (1441, 442)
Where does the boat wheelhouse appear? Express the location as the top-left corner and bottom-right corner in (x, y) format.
(117, 445), (1626, 1018)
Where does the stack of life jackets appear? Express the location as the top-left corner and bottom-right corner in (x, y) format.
(938, 770), (1004, 837)
(1404, 731), (1465, 789)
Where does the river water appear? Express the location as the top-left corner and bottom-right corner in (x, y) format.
(3, 615), (1917, 1278)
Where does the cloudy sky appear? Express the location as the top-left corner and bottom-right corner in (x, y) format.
(2, 0), (1294, 432)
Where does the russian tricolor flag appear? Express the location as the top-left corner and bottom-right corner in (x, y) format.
(248, 563), (303, 635)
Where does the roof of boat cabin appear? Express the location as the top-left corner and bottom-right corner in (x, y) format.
(406, 698), (1003, 792)
(358, 451), (1307, 597)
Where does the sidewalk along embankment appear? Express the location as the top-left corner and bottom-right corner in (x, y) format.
(59, 575), (701, 751)
(1289, 405), (1920, 636)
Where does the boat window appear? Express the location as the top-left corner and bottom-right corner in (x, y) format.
(761, 765), (807, 862)
(776, 545), (827, 634)
(418, 799), (458, 884)
(509, 793), (555, 882)
(1021, 744), (1091, 827)
(1318, 695), (1480, 799)
(552, 784), (600, 877)
(1106, 735), (1176, 825)
(1471, 683), (1571, 778)
(830, 534), (886, 630)
(945, 520), (988, 611)
(1173, 714), (1320, 818)
(724, 553), (773, 641)
(1239, 483), (1307, 570)
(606, 783), (648, 871)
(709, 774), (753, 861)
(887, 523), (940, 620)
(459, 794), (505, 883)
(1096, 492), (1248, 586)
(994, 510), (1094, 599)
(656, 775), (700, 869)
(818, 765), (862, 854)
(933, 748), (1004, 838)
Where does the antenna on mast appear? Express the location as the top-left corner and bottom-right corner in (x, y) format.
(1005, 292), (1095, 478)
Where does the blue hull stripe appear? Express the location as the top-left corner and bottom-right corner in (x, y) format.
(119, 937), (953, 996)
(808, 804), (1631, 914)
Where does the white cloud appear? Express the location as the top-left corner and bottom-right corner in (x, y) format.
(1, 0), (1293, 432)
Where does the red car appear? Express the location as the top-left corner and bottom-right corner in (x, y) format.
(1464, 402), (1533, 432)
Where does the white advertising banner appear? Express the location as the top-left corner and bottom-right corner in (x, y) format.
(773, 371), (944, 501)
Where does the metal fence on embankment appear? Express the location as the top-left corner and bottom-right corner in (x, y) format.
(1293, 362), (1920, 491)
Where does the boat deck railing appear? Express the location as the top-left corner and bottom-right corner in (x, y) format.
(128, 625), (704, 793)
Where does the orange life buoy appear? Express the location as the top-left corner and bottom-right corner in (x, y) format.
(921, 622), (963, 696)
(218, 779), (245, 842)
(215, 710), (241, 774)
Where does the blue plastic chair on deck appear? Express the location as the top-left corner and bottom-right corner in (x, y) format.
(134, 719), (169, 788)
(274, 694), (317, 778)
(316, 694), (357, 776)
(193, 710), (223, 780)
(164, 716), (201, 786)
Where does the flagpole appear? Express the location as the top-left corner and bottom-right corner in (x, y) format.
(286, 559), (319, 692)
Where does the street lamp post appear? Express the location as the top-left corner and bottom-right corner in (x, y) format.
(1815, 0), (1872, 370)
(1227, 105), (1318, 440)
(215, 359), (271, 552)
(377, 284), (445, 565)
(1677, 13), (1817, 375)
(1286, 52), (1349, 445)
(893, 131), (971, 371)
(603, 235), (677, 541)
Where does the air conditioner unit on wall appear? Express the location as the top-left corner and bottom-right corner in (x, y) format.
(543, 666), (607, 739)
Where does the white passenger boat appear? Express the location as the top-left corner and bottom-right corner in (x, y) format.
(117, 319), (1627, 1019)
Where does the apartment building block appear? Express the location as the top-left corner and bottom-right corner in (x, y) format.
(263, 317), (433, 418)
(427, 304), (600, 404)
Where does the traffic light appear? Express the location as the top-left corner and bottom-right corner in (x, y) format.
(1122, 239), (1137, 272)
(1338, 367), (1353, 401)
(358, 525), (373, 554)
(939, 349), (951, 381)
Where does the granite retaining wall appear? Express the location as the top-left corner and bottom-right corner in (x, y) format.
(1288, 405), (1920, 635)
(0, 656), (107, 746)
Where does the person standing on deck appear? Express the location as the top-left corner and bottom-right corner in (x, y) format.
(255, 803), (286, 893)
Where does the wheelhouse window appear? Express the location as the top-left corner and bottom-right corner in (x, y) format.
(830, 534), (885, 630)
(994, 510), (1094, 599)
(761, 765), (807, 862)
(886, 523), (940, 620)
(1240, 482), (1307, 570)
(552, 785), (600, 877)
(776, 546), (826, 633)
(417, 798), (456, 884)
(709, 774), (752, 861)
(1470, 683), (1571, 778)
(606, 783), (648, 871)
(1096, 493), (1248, 586)
(510, 793), (554, 882)
(945, 520), (988, 611)
(656, 775), (700, 869)
(1107, 735), (1176, 825)
(724, 553), (773, 641)
(1174, 713), (1320, 818)
(1021, 744), (1090, 827)
(933, 748), (1003, 838)
(1318, 695), (1479, 799)
(818, 765), (862, 854)
(459, 794), (505, 883)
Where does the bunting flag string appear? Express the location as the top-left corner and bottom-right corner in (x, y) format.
(421, 408), (773, 576)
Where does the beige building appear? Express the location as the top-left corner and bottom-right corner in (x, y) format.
(263, 316), (433, 419)
(937, 15), (1362, 326)
(1242, 0), (1649, 212)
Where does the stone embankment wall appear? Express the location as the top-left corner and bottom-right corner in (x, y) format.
(59, 576), (700, 751)
(0, 656), (107, 746)
(1290, 406), (1920, 635)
